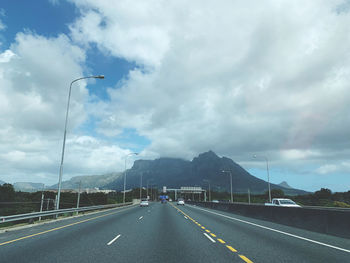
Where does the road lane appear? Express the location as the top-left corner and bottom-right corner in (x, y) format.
(0, 202), (246, 262)
(1, 201), (348, 262)
(177, 203), (350, 263)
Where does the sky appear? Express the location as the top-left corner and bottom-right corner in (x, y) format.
(0, 0), (350, 192)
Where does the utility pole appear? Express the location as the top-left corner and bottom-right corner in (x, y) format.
(248, 188), (251, 204)
(139, 172), (143, 200)
(76, 181), (81, 215)
(208, 183), (211, 202)
(123, 152), (138, 204)
(253, 155), (271, 203)
(39, 192), (44, 221)
(54, 195), (58, 219)
(222, 170), (233, 203)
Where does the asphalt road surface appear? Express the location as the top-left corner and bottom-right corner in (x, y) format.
(0, 202), (349, 262)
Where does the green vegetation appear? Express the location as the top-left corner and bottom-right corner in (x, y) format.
(0, 184), (159, 219)
(0, 184), (120, 217)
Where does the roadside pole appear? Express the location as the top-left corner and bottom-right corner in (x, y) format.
(39, 192), (44, 221)
(76, 181), (81, 215)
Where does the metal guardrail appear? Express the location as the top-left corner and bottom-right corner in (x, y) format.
(0, 202), (133, 224)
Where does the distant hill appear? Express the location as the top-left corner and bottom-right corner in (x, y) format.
(278, 181), (293, 189)
(0, 180), (5, 185)
(104, 151), (308, 195)
(14, 182), (45, 192)
(50, 172), (123, 190)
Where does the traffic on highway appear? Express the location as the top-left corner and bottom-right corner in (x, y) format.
(0, 201), (349, 262)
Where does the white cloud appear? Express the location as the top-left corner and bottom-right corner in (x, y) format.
(0, 50), (15, 62)
(0, 32), (132, 184)
(68, 0), (350, 184)
(48, 0), (60, 5)
(0, 8), (5, 31)
(316, 164), (338, 175)
(2, 1), (350, 191)
(0, 20), (5, 31)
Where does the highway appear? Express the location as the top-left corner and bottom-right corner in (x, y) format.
(0, 202), (349, 262)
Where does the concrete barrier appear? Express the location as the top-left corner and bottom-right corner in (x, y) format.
(187, 201), (350, 239)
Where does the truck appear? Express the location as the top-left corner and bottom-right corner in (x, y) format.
(265, 198), (301, 207)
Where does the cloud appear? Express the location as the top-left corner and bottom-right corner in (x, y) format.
(0, 8), (5, 31)
(66, 0), (350, 190)
(0, 32), (131, 184)
(2, 1), (350, 191)
(48, 0), (61, 6)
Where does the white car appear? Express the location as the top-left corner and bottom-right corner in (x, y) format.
(265, 198), (301, 207)
(177, 198), (185, 205)
(140, 199), (149, 207)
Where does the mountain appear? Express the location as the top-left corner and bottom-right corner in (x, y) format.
(14, 182), (45, 192)
(104, 151), (307, 195)
(50, 172), (123, 190)
(278, 181), (293, 189)
(0, 180), (5, 185)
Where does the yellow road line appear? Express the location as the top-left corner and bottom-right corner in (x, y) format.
(0, 206), (135, 246)
(226, 245), (237, 253)
(239, 255), (254, 263)
(170, 203), (254, 263)
(217, 238), (226, 244)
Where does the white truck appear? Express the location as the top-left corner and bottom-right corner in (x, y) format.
(265, 198), (301, 207)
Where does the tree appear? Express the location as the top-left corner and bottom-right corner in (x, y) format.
(268, 189), (285, 199)
(0, 183), (16, 201)
(314, 188), (332, 199)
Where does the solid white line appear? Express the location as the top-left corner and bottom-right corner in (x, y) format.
(107, 234), (121, 246)
(203, 232), (216, 243)
(139, 216), (143, 220)
(189, 205), (350, 253)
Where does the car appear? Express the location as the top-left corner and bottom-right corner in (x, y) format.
(265, 198), (301, 207)
(140, 198), (149, 207)
(177, 198), (185, 205)
(211, 200), (219, 203)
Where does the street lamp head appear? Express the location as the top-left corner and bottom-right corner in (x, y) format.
(94, 75), (105, 79)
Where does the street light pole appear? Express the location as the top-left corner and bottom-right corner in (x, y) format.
(146, 179), (153, 200)
(56, 75), (104, 210)
(222, 170), (233, 203)
(139, 172), (143, 200)
(253, 155), (271, 203)
(203, 179), (211, 202)
(123, 152), (138, 203)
